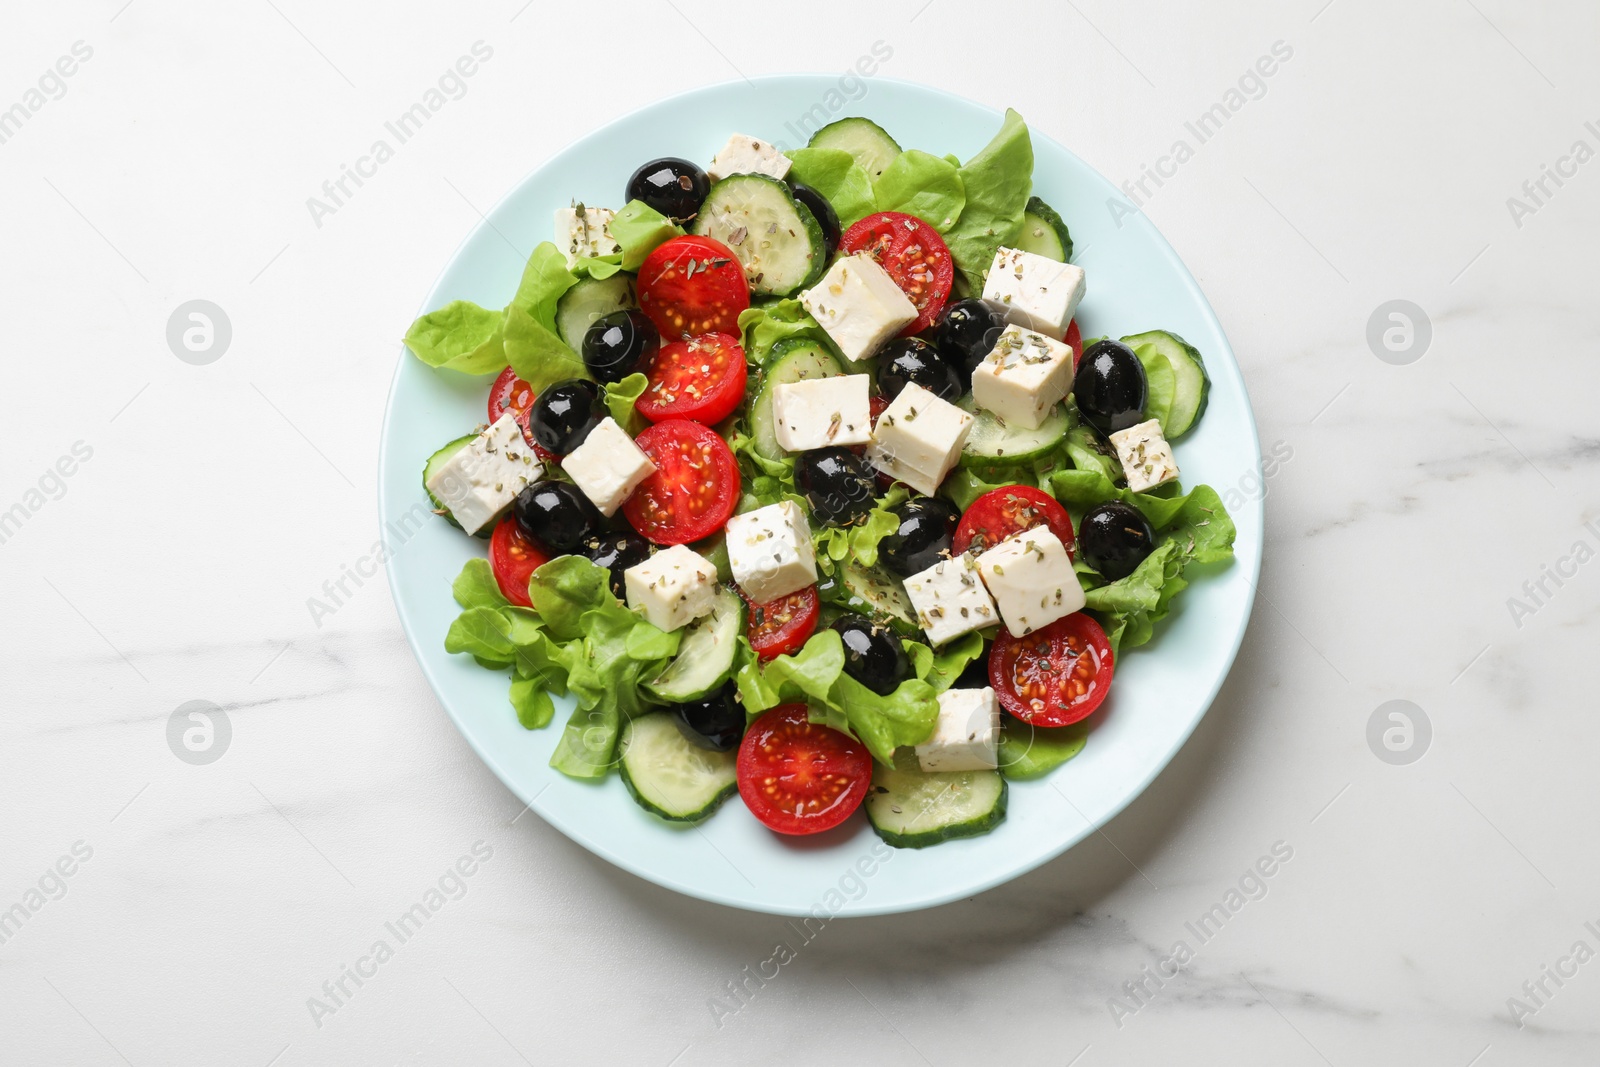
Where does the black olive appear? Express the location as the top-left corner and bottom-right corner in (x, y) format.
(513, 480), (603, 555)
(795, 447), (877, 527)
(790, 182), (840, 258)
(581, 531), (652, 599)
(1078, 501), (1156, 581)
(624, 157), (710, 223)
(582, 309), (658, 385)
(1074, 339), (1148, 436)
(528, 378), (603, 455)
(670, 682), (746, 752)
(876, 337), (961, 403)
(955, 651), (993, 691)
(934, 298), (1005, 386)
(877, 496), (959, 578)
(830, 614), (911, 696)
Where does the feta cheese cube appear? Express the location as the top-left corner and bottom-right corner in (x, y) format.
(1109, 418), (1180, 493)
(970, 324), (1075, 430)
(771, 374), (872, 451)
(916, 687), (1000, 773)
(624, 544), (720, 632)
(980, 246), (1085, 340)
(724, 500), (817, 603)
(554, 204), (620, 268)
(903, 554), (999, 646)
(706, 133), (792, 182)
(975, 525), (1085, 638)
(865, 383), (974, 496)
(424, 414), (543, 536)
(798, 254), (918, 364)
(558, 417), (655, 517)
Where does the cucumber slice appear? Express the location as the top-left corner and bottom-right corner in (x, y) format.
(556, 273), (637, 348)
(617, 713), (738, 823)
(865, 753), (1007, 848)
(807, 117), (902, 181)
(1133, 344), (1176, 435)
(820, 561), (919, 636)
(692, 174), (827, 297)
(423, 434), (478, 533)
(644, 588), (743, 703)
(955, 395), (1071, 467)
(748, 337), (843, 460)
(1015, 196), (1074, 262)
(1121, 330), (1210, 438)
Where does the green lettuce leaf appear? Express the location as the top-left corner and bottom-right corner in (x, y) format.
(452, 558), (510, 611)
(813, 486), (908, 570)
(508, 675), (556, 729)
(998, 719), (1089, 779)
(502, 242), (590, 391)
(444, 607), (516, 664)
(403, 300), (507, 376)
(737, 299), (834, 363)
(944, 109), (1034, 292)
(1135, 343), (1176, 434)
(922, 631), (987, 693)
(873, 149), (966, 232)
(784, 148), (877, 228)
(604, 372), (649, 436)
(611, 200), (683, 270)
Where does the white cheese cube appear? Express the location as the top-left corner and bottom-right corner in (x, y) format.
(624, 544), (719, 632)
(865, 383), (974, 496)
(724, 500), (817, 603)
(916, 687), (1000, 773)
(706, 133), (792, 182)
(424, 414), (543, 536)
(975, 525), (1085, 638)
(1109, 418), (1180, 493)
(558, 417), (655, 517)
(554, 204), (620, 267)
(798, 254), (918, 364)
(771, 374), (872, 451)
(970, 324), (1075, 430)
(902, 554), (999, 646)
(980, 246), (1085, 340)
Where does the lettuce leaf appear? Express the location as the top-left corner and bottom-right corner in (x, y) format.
(784, 148), (877, 228)
(452, 558), (509, 611)
(610, 200), (682, 270)
(944, 109), (1034, 292)
(501, 243), (591, 391)
(737, 299), (834, 364)
(873, 149), (966, 232)
(998, 719), (1089, 779)
(403, 300), (507, 376)
(813, 485), (908, 570)
(604, 372), (649, 436)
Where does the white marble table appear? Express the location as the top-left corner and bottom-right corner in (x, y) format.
(4, 1), (1597, 1063)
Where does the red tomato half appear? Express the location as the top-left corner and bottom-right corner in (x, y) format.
(1066, 319), (1083, 369)
(737, 704), (871, 835)
(489, 516), (549, 608)
(839, 211), (955, 336)
(487, 367), (556, 463)
(953, 484), (1076, 558)
(990, 613), (1114, 727)
(623, 419), (741, 545)
(637, 235), (750, 340)
(742, 585), (820, 661)
(635, 332), (748, 425)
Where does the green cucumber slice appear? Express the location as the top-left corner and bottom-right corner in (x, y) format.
(1121, 330), (1210, 438)
(644, 588), (743, 704)
(865, 753), (1007, 848)
(692, 174), (827, 297)
(423, 434), (478, 533)
(1015, 196), (1074, 262)
(955, 395), (1071, 467)
(617, 713), (738, 823)
(807, 117), (902, 180)
(819, 561), (919, 636)
(748, 337), (843, 460)
(556, 273), (637, 349)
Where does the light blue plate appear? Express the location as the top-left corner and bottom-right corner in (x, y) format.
(379, 75), (1263, 916)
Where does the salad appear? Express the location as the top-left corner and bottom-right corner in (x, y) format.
(403, 110), (1236, 848)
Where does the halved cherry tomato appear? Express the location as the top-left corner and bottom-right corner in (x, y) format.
(489, 515), (549, 608)
(623, 419), (741, 545)
(953, 484), (1076, 558)
(635, 332), (748, 425)
(487, 367), (557, 462)
(1067, 319), (1083, 369)
(839, 211), (955, 336)
(742, 585), (820, 661)
(737, 704), (871, 835)
(637, 235), (750, 340)
(989, 613), (1114, 727)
